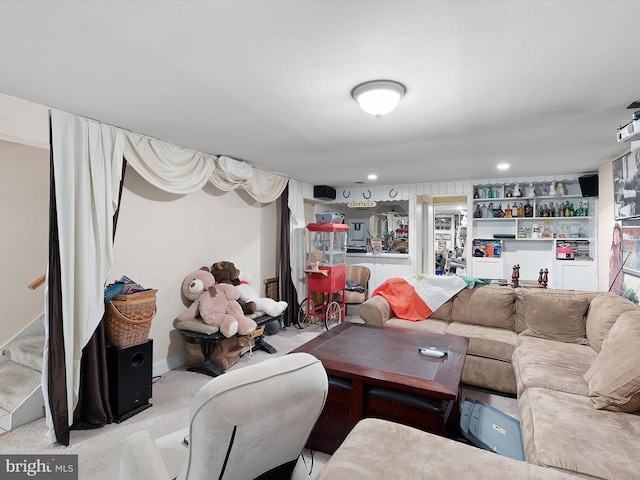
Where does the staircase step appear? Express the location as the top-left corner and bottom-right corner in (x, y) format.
(0, 407), (9, 432)
(10, 334), (44, 372)
(0, 361), (41, 412)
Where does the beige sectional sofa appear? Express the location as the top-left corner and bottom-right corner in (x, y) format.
(339, 284), (640, 479)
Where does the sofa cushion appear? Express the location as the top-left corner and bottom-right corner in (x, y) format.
(583, 310), (640, 412)
(452, 286), (516, 330)
(384, 317), (448, 334)
(446, 322), (518, 362)
(517, 335), (596, 356)
(512, 346), (593, 397)
(517, 290), (590, 344)
(461, 355), (517, 395)
(315, 418), (579, 480)
(585, 292), (638, 352)
(430, 297), (453, 322)
(515, 289), (597, 334)
(519, 387), (640, 479)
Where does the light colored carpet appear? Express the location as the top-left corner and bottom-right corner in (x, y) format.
(0, 318), (518, 479)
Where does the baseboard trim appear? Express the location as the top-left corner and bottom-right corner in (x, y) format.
(153, 353), (185, 377)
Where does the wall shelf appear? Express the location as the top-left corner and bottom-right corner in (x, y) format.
(470, 182), (598, 290)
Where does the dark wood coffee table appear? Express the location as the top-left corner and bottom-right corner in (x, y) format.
(292, 322), (468, 454)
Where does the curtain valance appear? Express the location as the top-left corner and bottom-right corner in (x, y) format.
(121, 127), (288, 201)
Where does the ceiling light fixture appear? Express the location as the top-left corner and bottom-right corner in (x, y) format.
(351, 80), (407, 118)
(497, 163), (510, 171)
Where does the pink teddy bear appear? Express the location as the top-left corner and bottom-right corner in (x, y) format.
(177, 267), (256, 337)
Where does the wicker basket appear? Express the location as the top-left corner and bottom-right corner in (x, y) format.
(105, 289), (157, 348)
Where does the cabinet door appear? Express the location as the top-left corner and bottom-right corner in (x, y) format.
(472, 258), (504, 279)
(558, 262), (597, 291)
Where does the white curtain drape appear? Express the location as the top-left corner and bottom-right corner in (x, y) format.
(47, 111), (126, 430)
(45, 111), (288, 441)
(287, 179), (307, 304)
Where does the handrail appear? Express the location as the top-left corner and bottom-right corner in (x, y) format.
(28, 274), (46, 290)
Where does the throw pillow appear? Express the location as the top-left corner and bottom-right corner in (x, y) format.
(585, 292), (639, 352)
(583, 310), (640, 412)
(520, 293), (590, 344)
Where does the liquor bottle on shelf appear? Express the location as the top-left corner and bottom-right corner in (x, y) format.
(505, 204), (512, 218)
(511, 204), (518, 218)
(518, 203), (524, 218)
(524, 199), (533, 218)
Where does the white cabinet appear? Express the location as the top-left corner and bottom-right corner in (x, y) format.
(557, 262), (598, 291)
(472, 257), (504, 279)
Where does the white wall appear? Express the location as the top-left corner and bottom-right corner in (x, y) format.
(0, 94), (50, 347)
(110, 167), (277, 371)
(0, 93), (49, 148)
(0, 140), (49, 346)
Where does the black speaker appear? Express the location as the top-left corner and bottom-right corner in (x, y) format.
(107, 339), (153, 422)
(578, 174), (598, 197)
(313, 185), (336, 200)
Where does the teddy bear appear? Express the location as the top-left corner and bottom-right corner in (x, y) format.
(236, 273), (288, 318)
(211, 261), (257, 314)
(177, 267), (256, 337)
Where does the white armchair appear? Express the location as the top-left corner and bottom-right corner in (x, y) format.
(119, 352), (328, 480)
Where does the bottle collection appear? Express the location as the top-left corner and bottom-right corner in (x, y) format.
(473, 199), (588, 219)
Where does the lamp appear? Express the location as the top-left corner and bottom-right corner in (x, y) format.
(351, 80), (406, 118)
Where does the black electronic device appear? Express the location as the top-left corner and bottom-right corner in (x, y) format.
(578, 174), (598, 197)
(313, 185), (337, 200)
(107, 339), (153, 422)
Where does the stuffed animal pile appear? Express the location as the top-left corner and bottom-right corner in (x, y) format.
(211, 261), (257, 314)
(212, 260), (288, 318)
(177, 267), (256, 337)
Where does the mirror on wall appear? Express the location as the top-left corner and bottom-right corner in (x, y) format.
(316, 200), (409, 253)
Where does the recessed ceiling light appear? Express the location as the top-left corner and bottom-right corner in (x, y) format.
(497, 163), (510, 170)
(367, 174), (378, 180)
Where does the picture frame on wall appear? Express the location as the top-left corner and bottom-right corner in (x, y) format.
(613, 150), (640, 219)
(622, 219), (640, 277)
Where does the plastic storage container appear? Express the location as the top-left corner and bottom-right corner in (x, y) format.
(460, 398), (525, 461)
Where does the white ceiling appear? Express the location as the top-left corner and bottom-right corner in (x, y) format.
(1, 1), (638, 188)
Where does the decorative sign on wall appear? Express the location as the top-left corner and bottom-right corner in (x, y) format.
(347, 201), (377, 208)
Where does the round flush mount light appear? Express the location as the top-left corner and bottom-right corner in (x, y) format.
(367, 173), (378, 180)
(351, 80), (407, 118)
(497, 163), (510, 171)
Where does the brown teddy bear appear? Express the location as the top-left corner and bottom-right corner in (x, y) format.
(211, 261), (256, 314)
(177, 267), (256, 337)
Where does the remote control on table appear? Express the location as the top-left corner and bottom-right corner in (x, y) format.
(418, 346), (446, 358)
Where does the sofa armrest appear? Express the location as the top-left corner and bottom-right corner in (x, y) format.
(360, 295), (392, 326)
